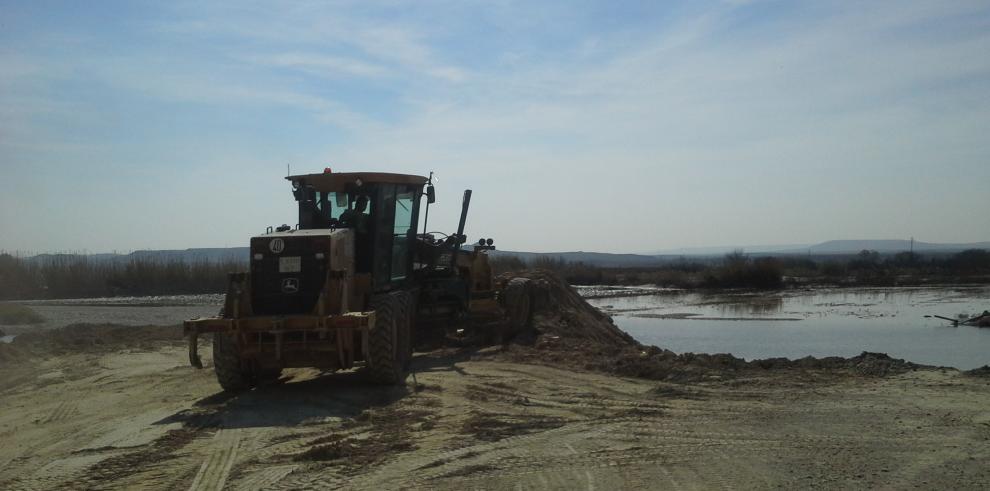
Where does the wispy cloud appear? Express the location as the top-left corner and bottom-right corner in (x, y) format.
(152, 2), (469, 84)
(244, 52), (390, 79)
(345, 25), (468, 83)
(1, 0), (988, 252)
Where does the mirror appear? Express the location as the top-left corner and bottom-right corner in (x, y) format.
(426, 184), (436, 204)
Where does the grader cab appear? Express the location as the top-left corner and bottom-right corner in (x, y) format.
(184, 171), (511, 391)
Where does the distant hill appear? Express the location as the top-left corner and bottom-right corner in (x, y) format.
(649, 244), (812, 255)
(652, 240), (990, 256)
(781, 240), (990, 255)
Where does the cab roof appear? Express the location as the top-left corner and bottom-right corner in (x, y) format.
(286, 172), (428, 192)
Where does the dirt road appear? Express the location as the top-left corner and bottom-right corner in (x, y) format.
(1, 328), (989, 490)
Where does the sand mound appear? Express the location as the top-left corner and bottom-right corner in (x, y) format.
(0, 323), (183, 366)
(496, 270), (638, 348)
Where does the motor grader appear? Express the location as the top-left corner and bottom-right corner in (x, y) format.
(184, 171), (518, 391)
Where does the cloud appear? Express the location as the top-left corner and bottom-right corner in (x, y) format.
(316, 0), (990, 250)
(152, 2), (468, 83)
(345, 25), (468, 83)
(244, 52), (390, 79)
(2, 0), (989, 252)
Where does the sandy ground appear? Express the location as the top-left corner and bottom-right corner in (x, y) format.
(2, 329), (989, 490)
(5, 304), (220, 331)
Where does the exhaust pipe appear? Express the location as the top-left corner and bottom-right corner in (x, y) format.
(450, 189), (472, 269)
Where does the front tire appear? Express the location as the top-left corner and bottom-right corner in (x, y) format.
(366, 292), (411, 385)
(213, 333), (253, 392)
(397, 291), (415, 370)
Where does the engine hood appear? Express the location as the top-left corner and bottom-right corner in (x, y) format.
(249, 228), (354, 315)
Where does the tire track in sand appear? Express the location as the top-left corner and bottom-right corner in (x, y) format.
(41, 401), (77, 424)
(188, 428), (240, 491)
(229, 464), (300, 490)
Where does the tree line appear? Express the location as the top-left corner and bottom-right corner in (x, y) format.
(0, 253), (244, 300)
(1, 248), (987, 300)
(490, 249), (990, 289)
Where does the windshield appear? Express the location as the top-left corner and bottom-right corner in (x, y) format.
(301, 190), (375, 229)
(316, 192), (350, 221)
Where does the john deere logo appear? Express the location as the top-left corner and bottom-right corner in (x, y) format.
(269, 238), (285, 254)
(281, 278), (299, 294)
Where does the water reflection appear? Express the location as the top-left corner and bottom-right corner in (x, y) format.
(584, 286), (990, 369)
(711, 296), (784, 317)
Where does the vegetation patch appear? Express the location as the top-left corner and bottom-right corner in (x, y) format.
(491, 248), (990, 289)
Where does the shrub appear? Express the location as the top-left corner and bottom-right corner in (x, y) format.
(704, 253), (783, 289)
(947, 249), (990, 274)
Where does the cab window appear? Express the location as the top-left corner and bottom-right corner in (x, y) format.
(390, 189), (416, 280)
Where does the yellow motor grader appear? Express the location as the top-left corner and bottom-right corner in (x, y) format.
(184, 171), (522, 391)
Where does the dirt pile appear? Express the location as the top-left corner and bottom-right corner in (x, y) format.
(497, 270), (638, 348)
(499, 339), (754, 384)
(504, 337), (925, 383)
(0, 323), (183, 366)
(753, 352), (924, 376)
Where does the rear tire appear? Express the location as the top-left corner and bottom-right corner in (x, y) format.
(366, 292), (410, 385)
(213, 333), (253, 392)
(397, 291), (414, 370)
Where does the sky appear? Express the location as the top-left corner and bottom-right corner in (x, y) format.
(1, 0), (989, 254)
